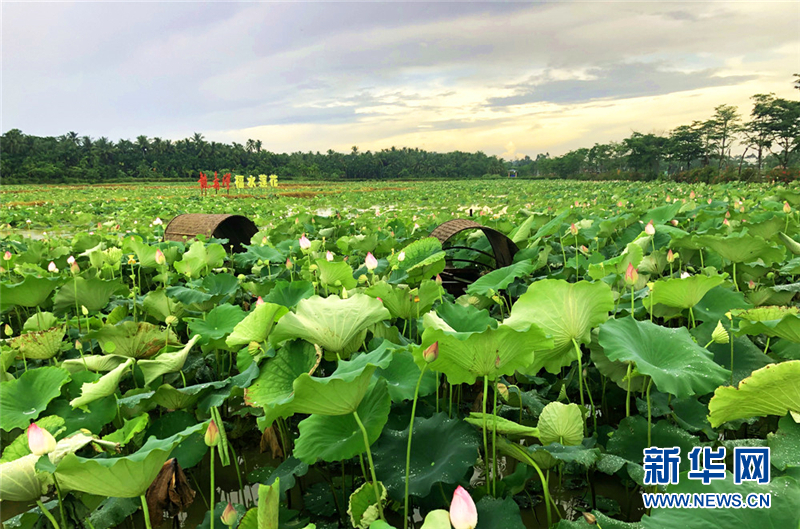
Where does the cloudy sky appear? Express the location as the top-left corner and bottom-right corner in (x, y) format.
(2, 1), (798, 158)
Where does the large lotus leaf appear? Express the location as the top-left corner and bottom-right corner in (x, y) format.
(151, 384), (202, 410)
(293, 379), (391, 464)
(416, 323), (551, 385)
(693, 286), (752, 324)
(262, 279), (315, 308)
(390, 237), (446, 275)
(196, 360), (259, 412)
(365, 280), (442, 321)
(0, 366), (71, 431)
(589, 335), (645, 392)
(145, 411), (208, 470)
(271, 294), (391, 355)
(54, 422), (205, 497)
(22, 311), (59, 332)
(10, 325), (65, 360)
(465, 413), (540, 438)
(53, 276), (126, 314)
(529, 442), (601, 467)
(375, 347), (436, 402)
(70, 358), (134, 408)
(648, 275), (725, 309)
(733, 306), (800, 342)
(0, 416), (65, 464)
(348, 480), (387, 529)
(288, 345), (393, 416)
(695, 232), (784, 265)
(142, 288), (185, 323)
(708, 360), (800, 427)
(475, 496), (526, 529)
(102, 413), (150, 447)
(247, 456), (309, 499)
(173, 241), (226, 278)
(187, 303), (246, 348)
(315, 259), (357, 290)
(537, 402), (583, 446)
(769, 414), (800, 470)
(0, 274), (61, 308)
(62, 354), (128, 374)
(226, 302), (289, 349)
(89, 321), (180, 359)
(0, 454), (51, 501)
(48, 371), (118, 434)
(587, 242), (643, 281)
(245, 341), (318, 426)
(598, 318), (730, 398)
(505, 279), (614, 374)
(608, 416), (701, 474)
(137, 334), (200, 387)
(466, 261), (535, 296)
(434, 302), (497, 333)
(641, 473), (800, 529)
(372, 412), (479, 500)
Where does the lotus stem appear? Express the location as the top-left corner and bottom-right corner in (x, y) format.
(403, 364), (428, 529)
(36, 500), (60, 529)
(492, 378), (498, 496)
(730, 331), (735, 385)
(646, 378), (654, 447)
(53, 476), (67, 529)
(353, 410), (385, 521)
(732, 262), (738, 291)
(140, 494), (153, 529)
(514, 445), (553, 527)
(625, 363), (632, 418)
(210, 447), (216, 529)
(764, 337), (770, 355)
(572, 339), (585, 415)
(482, 376), (490, 494)
(630, 286), (635, 319)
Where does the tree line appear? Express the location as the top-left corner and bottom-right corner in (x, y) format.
(1, 84), (798, 184)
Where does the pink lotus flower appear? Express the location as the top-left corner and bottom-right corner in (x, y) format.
(365, 252), (378, 271)
(570, 223), (578, 236)
(624, 262), (638, 285)
(27, 423), (56, 456)
(299, 234), (311, 250)
(784, 202), (792, 214)
(326, 251), (334, 262)
(3, 251), (11, 261)
(644, 220), (655, 236)
(256, 296), (264, 306)
(48, 261), (58, 273)
(154, 249), (166, 266)
(221, 502), (237, 526)
(286, 258), (293, 270)
(204, 420), (220, 447)
(449, 486), (477, 529)
(423, 341), (439, 363)
(667, 249), (675, 263)
(671, 219), (679, 226)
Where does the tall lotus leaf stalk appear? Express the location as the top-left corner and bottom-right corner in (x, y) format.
(353, 410), (385, 522)
(403, 341), (436, 529)
(645, 378), (654, 447)
(492, 379), (499, 496)
(205, 420), (220, 529)
(482, 375), (490, 494)
(625, 363), (633, 417)
(35, 501), (60, 529)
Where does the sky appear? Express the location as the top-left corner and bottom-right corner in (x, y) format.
(2, 1), (798, 159)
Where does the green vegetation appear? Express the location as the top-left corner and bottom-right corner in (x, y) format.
(1, 179), (800, 529)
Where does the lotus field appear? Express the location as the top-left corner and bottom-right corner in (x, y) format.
(2, 179), (800, 529)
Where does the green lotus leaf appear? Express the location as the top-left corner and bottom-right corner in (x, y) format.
(372, 412), (479, 500)
(102, 413), (150, 447)
(144, 411), (208, 469)
(315, 258), (357, 290)
(195, 360), (259, 412)
(695, 232), (784, 265)
(293, 379), (391, 464)
(693, 286), (752, 324)
(0, 274), (62, 308)
(142, 288), (185, 322)
(647, 274), (725, 309)
(434, 301), (497, 334)
(70, 358), (134, 408)
(48, 371), (118, 434)
(151, 384), (201, 410)
(271, 294), (391, 356)
(0, 416), (65, 464)
(465, 412), (540, 438)
(466, 260), (535, 296)
(173, 241), (226, 278)
(475, 496), (526, 529)
(0, 366), (71, 432)
(587, 242), (643, 281)
(54, 422), (206, 497)
(263, 279), (315, 308)
(226, 301), (289, 349)
(537, 402), (583, 446)
(778, 231), (800, 255)
(53, 276), (126, 314)
(733, 306), (800, 342)
(136, 334), (200, 387)
(247, 456), (309, 499)
(245, 341), (319, 426)
(0, 454), (52, 501)
(607, 416), (701, 473)
(504, 279), (614, 374)
(641, 473), (800, 529)
(62, 354), (128, 374)
(529, 442), (601, 467)
(598, 318), (730, 398)
(416, 323), (551, 385)
(365, 280), (442, 321)
(22, 311), (59, 332)
(420, 510), (451, 529)
(708, 360), (800, 427)
(375, 347), (436, 403)
(768, 414), (800, 470)
(349, 480), (387, 529)
(10, 325), (65, 360)
(589, 335), (645, 392)
(555, 510), (642, 528)
(390, 237), (446, 276)
(187, 303), (246, 348)
(89, 321), (180, 359)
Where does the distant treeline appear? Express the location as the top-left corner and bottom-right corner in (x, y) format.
(2, 88), (798, 184)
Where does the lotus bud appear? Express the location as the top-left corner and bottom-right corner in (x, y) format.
(4, 324), (13, 337)
(449, 485), (478, 529)
(681, 271), (691, 279)
(299, 234), (311, 250)
(423, 341), (439, 363)
(67, 255), (76, 265)
(365, 252), (378, 271)
(3, 251), (11, 261)
(286, 258), (293, 270)
(435, 274), (443, 285)
(27, 423), (57, 456)
(712, 321), (730, 344)
(248, 341), (261, 355)
(70, 261), (80, 275)
(624, 262), (638, 285)
(644, 220), (655, 236)
(48, 261), (58, 273)
(784, 202), (792, 214)
(582, 512), (598, 525)
(256, 296), (264, 306)
(165, 315), (178, 326)
(261, 236), (268, 245)
(671, 219), (679, 226)
(723, 218), (729, 226)
(204, 420), (220, 447)
(341, 286), (348, 299)
(570, 223), (578, 236)
(397, 251), (406, 262)
(155, 249), (166, 266)
(666, 249), (675, 264)
(81, 305), (89, 316)
(748, 280), (755, 289)
(690, 191), (696, 199)
(221, 502), (237, 526)
(326, 251), (334, 262)
(75, 340), (82, 350)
